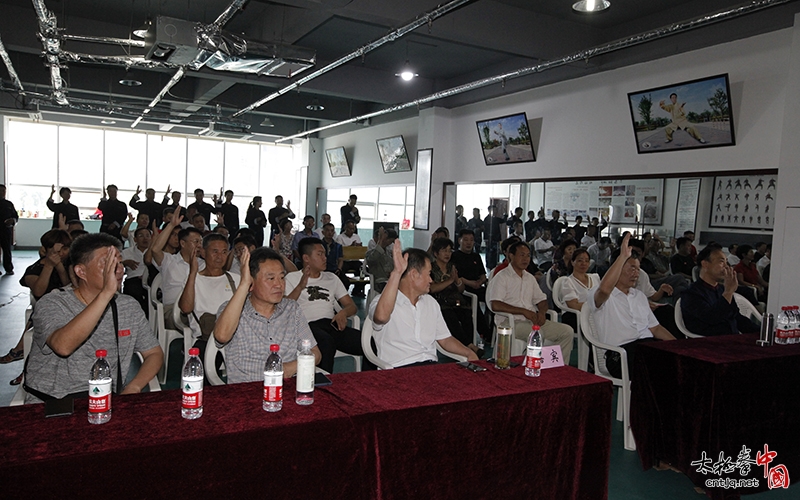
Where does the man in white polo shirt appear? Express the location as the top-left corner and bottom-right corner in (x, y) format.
(589, 233), (675, 378)
(487, 240), (574, 361)
(369, 241), (477, 368)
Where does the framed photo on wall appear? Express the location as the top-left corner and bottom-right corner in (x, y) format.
(376, 135), (412, 173)
(475, 112), (535, 165)
(325, 147), (351, 177)
(414, 148), (433, 230)
(627, 74), (736, 154)
(710, 174), (776, 229)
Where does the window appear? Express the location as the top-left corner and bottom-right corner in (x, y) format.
(5, 120), (307, 228)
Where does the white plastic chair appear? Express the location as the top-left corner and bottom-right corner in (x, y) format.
(330, 302), (363, 372)
(205, 335), (227, 386)
(734, 293), (763, 323)
(580, 305), (635, 451)
(691, 266), (700, 282)
(135, 351), (162, 392)
(674, 298), (704, 338)
(463, 291), (480, 347)
(552, 276), (590, 371)
(150, 274), (187, 384)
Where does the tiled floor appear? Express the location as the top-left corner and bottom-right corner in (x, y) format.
(0, 249), (793, 499)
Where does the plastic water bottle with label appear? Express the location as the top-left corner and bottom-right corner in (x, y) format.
(775, 307), (791, 345)
(263, 344), (283, 412)
(88, 349), (112, 424)
(790, 306), (800, 344)
(296, 339), (315, 405)
(181, 347), (204, 419)
(525, 325), (543, 377)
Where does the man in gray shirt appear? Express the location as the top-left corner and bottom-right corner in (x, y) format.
(215, 247), (320, 384)
(25, 233), (163, 402)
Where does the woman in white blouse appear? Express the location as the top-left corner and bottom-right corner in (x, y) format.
(559, 248), (601, 331)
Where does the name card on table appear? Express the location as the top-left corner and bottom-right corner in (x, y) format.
(541, 346), (564, 369)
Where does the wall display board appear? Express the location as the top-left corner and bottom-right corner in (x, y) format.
(545, 179), (664, 225)
(325, 147), (351, 177)
(675, 178), (701, 237)
(414, 149), (433, 230)
(710, 174), (776, 229)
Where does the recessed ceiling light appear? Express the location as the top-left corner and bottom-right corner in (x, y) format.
(119, 69), (142, 87)
(306, 99), (324, 111)
(572, 0), (610, 13)
(101, 119), (116, 125)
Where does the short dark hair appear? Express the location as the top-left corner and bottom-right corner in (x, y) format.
(303, 215), (315, 223)
(224, 190), (233, 197)
(501, 236), (521, 253)
(558, 239), (578, 253)
(107, 184), (118, 190)
(697, 243), (723, 264)
(41, 229), (71, 249)
(628, 239), (645, 254)
(431, 237), (454, 255)
(322, 222), (335, 230)
(683, 230), (695, 237)
(69, 229), (89, 238)
(571, 248), (589, 263)
(349, 194), (357, 201)
(178, 227), (203, 242)
(70, 233), (122, 267)
(298, 237), (324, 257)
(194, 188), (204, 195)
(736, 244), (753, 260)
(203, 233), (228, 248)
(507, 240), (530, 256)
(191, 213), (205, 222)
(676, 237), (691, 249)
(233, 234), (257, 248)
(59, 187), (71, 197)
(434, 226), (449, 236)
(401, 248), (430, 279)
(133, 227), (152, 239)
(249, 247), (286, 277)
(66, 219), (84, 228)
(280, 219), (293, 231)
(458, 228), (475, 239)
(670, 92), (677, 98)
(599, 236), (612, 245)
(385, 229), (398, 240)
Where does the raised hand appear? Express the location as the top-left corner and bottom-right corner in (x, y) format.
(391, 239), (407, 276)
(57, 213), (67, 230)
(135, 185), (142, 196)
(169, 204), (183, 227)
(101, 247), (121, 297)
(188, 245), (199, 275)
(45, 244), (63, 267)
(50, 184), (56, 196)
(271, 233), (280, 250)
(286, 200), (291, 209)
(658, 283), (674, 296)
(619, 232), (632, 260)
(238, 246), (252, 289)
(723, 265), (738, 295)
(165, 184), (171, 194)
(127, 212), (134, 222)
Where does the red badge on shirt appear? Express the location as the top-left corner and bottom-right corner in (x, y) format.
(118, 329), (131, 337)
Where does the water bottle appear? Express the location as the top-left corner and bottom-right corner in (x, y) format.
(263, 344), (283, 412)
(525, 325), (543, 377)
(790, 306), (800, 344)
(775, 307), (791, 345)
(181, 347), (204, 420)
(88, 349), (112, 424)
(295, 339), (315, 405)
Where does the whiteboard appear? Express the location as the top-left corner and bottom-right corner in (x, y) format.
(545, 179), (664, 224)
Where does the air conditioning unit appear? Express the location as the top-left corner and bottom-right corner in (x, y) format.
(198, 122), (253, 140)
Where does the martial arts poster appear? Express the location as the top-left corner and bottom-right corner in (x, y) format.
(710, 174), (776, 229)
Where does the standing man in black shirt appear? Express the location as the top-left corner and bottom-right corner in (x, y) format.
(0, 185), (18, 275)
(340, 194), (360, 233)
(214, 189), (240, 242)
(506, 207), (523, 236)
(549, 210), (567, 243)
(467, 208), (484, 253)
(187, 189), (215, 227)
(130, 185), (165, 228)
(483, 205), (506, 270)
(268, 195), (295, 236)
(455, 205), (468, 237)
(98, 184), (127, 241)
(47, 185), (79, 229)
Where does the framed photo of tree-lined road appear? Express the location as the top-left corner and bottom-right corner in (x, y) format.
(627, 74), (736, 154)
(476, 112), (535, 165)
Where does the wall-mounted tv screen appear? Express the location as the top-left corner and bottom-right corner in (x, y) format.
(475, 112), (535, 166)
(627, 74), (736, 154)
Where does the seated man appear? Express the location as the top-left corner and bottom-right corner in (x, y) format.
(682, 244), (759, 336)
(229, 234), (257, 275)
(587, 236), (612, 275)
(486, 241), (574, 361)
(635, 238), (689, 298)
(146, 206), (205, 329)
(336, 220), (365, 296)
(670, 237), (695, 280)
(121, 227), (152, 315)
(450, 229), (491, 339)
(365, 226), (398, 293)
(25, 233), (163, 402)
(292, 215), (318, 265)
(589, 234), (675, 379)
(178, 233), (240, 350)
(321, 222), (348, 287)
(286, 237), (370, 373)
(370, 241), (478, 368)
(214, 247), (321, 383)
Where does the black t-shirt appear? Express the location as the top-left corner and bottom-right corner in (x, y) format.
(129, 197), (164, 228)
(21, 260), (68, 299)
(216, 202), (240, 235)
(670, 253), (695, 276)
(46, 200), (79, 228)
(450, 249), (486, 281)
(98, 198), (127, 236)
(187, 201), (216, 227)
(483, 215), (504, 242)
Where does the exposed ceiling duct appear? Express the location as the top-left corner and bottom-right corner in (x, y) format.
(31, 0), (68, 105)
(276, 0), (794, 142)
(231, 0), (474, 119)
(0, 32), (24, 91)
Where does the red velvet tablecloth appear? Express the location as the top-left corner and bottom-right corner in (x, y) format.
(1, 360), (612, 499)
(630, 334), (800, 499)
